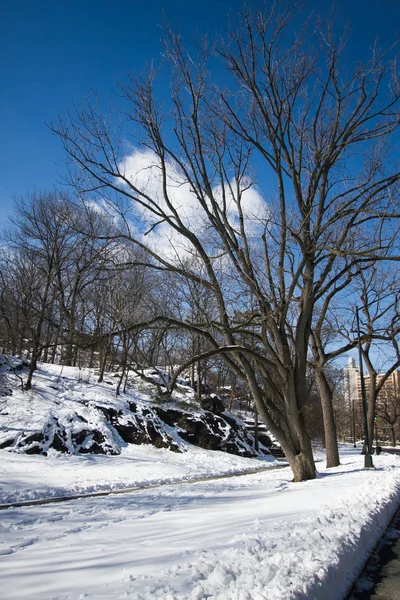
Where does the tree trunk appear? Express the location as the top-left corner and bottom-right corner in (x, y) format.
(63, 320), (75, 366)
(98, 335), (112, 383)
(315, 368), (340, 468)
(98, 346), (108, 383)
(366, 373), (377, 455)
(254, 403), (259, 452)
(391, 426), (396, 447)
(277, 414), (317, 482)
(116, 334), (128, 396)
(25, 353), (38, 390)
(289, 448), (317, 483)
(245, 367), (316, 482)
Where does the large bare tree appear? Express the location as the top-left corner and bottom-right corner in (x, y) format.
(53, 4), (400, 481)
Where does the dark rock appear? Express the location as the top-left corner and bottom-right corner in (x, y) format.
(96, 405), (122, 423)
(76, 429), (119, 455)
(221, 413), (240, 431)
(72, 429), (87, 445)
(22, 432), (45, 444)
(258, 432), (272, 447)
(53, 431), (69, 453)
(222, 440), (254, 458)
(153, 407), (183, 426)
(200, 395), (225, 414)
(113, 417), (145, 444)
(0, 438), (14, 449)
(154, 405), (260, 457)
(113, 413), (181, 453)
(177, 414), (224, 450)
(25, 445), (42, 454)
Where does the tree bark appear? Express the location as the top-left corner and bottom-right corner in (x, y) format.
(315, 368), (340, 468)
(391, 426), (396, 447)
(366, 372), (377, 455)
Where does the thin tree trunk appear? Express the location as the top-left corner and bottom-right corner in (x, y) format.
(116, 334), (128, 396)
(315, 368), (340, 468)
(366, 373), (377, 455)
(254, 403), (259, 452)
(25, 352), (38, 390)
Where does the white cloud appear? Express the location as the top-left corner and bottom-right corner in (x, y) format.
(118, 148), (268, 263)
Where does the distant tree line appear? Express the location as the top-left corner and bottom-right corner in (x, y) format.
(0, 192), (237, 396)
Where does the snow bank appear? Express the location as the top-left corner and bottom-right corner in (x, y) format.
(122, 456), (400, 600)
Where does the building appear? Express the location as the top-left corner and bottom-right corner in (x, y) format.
(343, 357), (400, 443)
(344, 357), (359, 409)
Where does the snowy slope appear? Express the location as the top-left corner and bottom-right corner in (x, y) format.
(0, 358), (276, 504)
(0, 358), (272, 460)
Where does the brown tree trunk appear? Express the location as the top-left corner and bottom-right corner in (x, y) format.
(278, 414), (317, 482)
(245, 368), (317, 482)
(315, 368), (340, 468)
(25, 353), (38, 390)
(366, 373), (377, 455)
(254, 403), (259, 452)
(391, 426), (396, 447)
(98, 346), (108, 383)
(98, 335), (112, 383)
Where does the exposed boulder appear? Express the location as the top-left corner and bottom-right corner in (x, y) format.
(154, 405), (267, 457)
(113, 412), (181, 453)
(200, 394), (225, 415)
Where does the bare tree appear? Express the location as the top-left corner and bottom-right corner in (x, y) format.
(1, 192), (118, 386)
(351, 266), (400, 453)
(52, 5), (400, 481)
(376, 391), (400, 447)
(4, 193), (74, 388)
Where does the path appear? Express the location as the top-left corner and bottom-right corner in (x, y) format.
(0, 462), (287, 510)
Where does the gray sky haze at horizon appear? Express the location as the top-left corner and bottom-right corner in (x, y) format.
(1, 0), (400, 224)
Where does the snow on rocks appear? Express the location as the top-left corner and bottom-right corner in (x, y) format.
(0, 358), (276, 504)
(0, 358), (269, 459)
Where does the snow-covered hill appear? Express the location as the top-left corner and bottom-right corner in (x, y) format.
(0, 355), (271, 460)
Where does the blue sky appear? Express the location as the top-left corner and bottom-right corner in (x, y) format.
(1, 0), (400, 223)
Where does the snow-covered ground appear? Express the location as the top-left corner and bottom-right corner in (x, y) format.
(0, 443), (275, 506)
(1, 360), (400, 599)
(1, 447), (400, 600)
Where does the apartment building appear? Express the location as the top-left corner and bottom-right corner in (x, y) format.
(343, 357), (400, 443)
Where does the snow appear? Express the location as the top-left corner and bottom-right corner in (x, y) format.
(0, 355), (276, 474)
(1, 362), (400, 599)
(0, 444), (273, 506)
(1, 450), (400, 599)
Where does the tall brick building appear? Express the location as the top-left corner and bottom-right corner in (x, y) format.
(343, 357), (400, 443)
